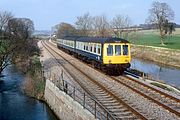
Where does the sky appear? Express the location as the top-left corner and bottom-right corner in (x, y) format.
(0, 0), (179, 30)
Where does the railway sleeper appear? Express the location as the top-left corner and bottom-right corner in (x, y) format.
(98, 98), (118, 102)
(97, 98), (114, 101)
(102, 102), (121, 106)
(113, 111), (133, 117)
(109, 108), (130, 113)
(114, 115), (137, 120)
(100, 100), (118, 104)
(106, 105), (125, 109)
(95, 93), (111, 97)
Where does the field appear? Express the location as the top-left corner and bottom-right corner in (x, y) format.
(128, 28), (180, 49)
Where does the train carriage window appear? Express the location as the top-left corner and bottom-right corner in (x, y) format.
(81, 43), (83, 50)
(86, 45), (88, 51)
(71, 42), (73, 47)
(79, 43), (81, 49)
(78, 42), (82, 49)
(79, 42), (81, 49)
(94, 44), (96, 53)
(84, 44), (86, 50)
(115, 45), (121, 55)
(123, 45), (128, 55)
(90, 44), (93, 52)
(107, 45), (113, 56)
(78, 42), (80, 49)
(76, 42), (78, 48)
(98, 45), (101, 54)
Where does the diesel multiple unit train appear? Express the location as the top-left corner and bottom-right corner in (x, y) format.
(56, 36), (131, 74)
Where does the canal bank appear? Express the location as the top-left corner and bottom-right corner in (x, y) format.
(130, 45), (180, 90)
(131, 58), (180, 89)
(0, 65), (58, 120)
(131, 45), (180, 68)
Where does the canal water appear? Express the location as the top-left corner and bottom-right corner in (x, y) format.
(0, 65), (58, 120)
(131, 59), (180, 88)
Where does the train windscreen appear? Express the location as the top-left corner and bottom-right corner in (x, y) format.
(115, 45), (121, 55)
(107, 45), (113, 56)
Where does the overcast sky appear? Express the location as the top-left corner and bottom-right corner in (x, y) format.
(0, 0), (179, 30)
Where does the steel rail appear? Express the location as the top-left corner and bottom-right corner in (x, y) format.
(112, 76), (180, 117)
(124, 71), (180, 103)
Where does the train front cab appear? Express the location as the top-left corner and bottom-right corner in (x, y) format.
(103, 43), (131, 71)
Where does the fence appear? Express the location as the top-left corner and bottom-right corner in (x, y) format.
(48, 71), (116, 120)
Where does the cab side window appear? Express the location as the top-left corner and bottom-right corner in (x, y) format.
(107, 45), (113, 56)
(123, 45), (128, 55)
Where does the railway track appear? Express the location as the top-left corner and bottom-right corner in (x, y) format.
(43, 40), (180, 119)
(113, 75), (180, 117)
(42, 41), (147, 120)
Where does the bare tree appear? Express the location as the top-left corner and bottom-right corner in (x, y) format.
(0, 11), (13, 32)
(111, 15), (132, 37)
(0, 15), (35, 74)
(75, 13), (92, 36)
(57, 22), (77, 38)
(146, 1), (174, 45)
(7, 18), (34, 59)
(8, 18), (34, 40)
(0, 11), (14, 74)
(92, 15), (110, 37)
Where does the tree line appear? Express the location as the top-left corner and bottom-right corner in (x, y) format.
(53, 1), (175, 46)
(52, 13), (132, 38)
(0, 11), (35, 74)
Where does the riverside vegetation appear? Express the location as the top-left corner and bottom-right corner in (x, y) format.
(0, 11), (45, 100)
(14, 39), (46, 100)
(22, 54), (45, 100)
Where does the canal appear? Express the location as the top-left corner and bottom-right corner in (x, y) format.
(0, 65), (58, 120)
(131, 58), (180, 88)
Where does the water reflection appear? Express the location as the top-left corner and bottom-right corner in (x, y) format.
(0, 66), (58, 120)
(131, 59), (180, 88)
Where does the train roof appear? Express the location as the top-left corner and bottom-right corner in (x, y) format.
(62, 36), (129, 43)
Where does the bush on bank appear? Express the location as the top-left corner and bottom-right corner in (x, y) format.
(22, 55), (45, 100)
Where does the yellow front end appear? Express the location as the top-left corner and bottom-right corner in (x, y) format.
(103, 43), (131, 64)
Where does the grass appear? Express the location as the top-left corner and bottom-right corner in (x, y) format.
(128, 29), (180, 50)
(150, 82), (173, 92)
